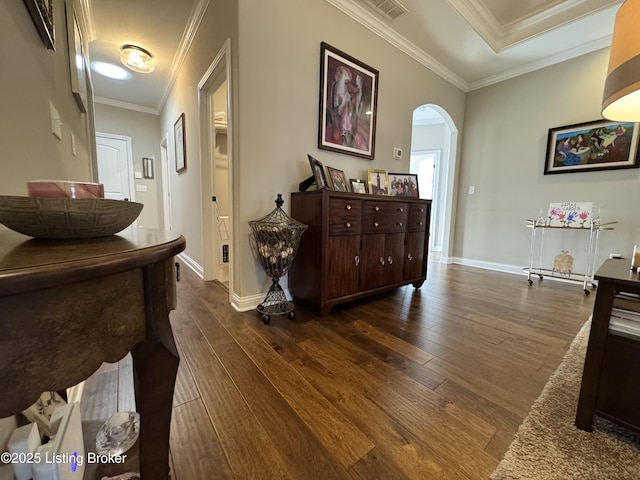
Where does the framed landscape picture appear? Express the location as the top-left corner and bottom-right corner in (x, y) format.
(544, 119), (640, 174)
(318, 42), (379, 160)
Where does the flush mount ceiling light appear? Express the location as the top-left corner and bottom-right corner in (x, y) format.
(120, 44), (156, 73)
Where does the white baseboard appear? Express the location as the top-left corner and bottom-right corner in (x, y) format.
(178, 252), (204, 278)
(230, 289), (293, 313)
(452, 257), (523, 275)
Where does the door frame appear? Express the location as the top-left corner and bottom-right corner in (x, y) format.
(95, 132), (136, 203)
(160, 133), (172, 230)
(198, 39), (234, 299)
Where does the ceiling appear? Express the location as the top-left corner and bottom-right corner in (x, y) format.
(86, 0), (622, 115)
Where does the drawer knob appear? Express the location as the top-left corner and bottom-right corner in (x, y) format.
(398, 207), (404, 212)
(397, 222), (403, 227)
(418, 221), (423, 226)
(355, 255), (360, 266)
(346, 204), (352, 210)
(345, 222), (351, 228)
(374, 222), (379, 228)
(407, 253), (413, 261)
(374, 206), (380, 212)
(387, 256), (393, 265)
(419, 208), (424, 213)
(379, 257), (385, 266)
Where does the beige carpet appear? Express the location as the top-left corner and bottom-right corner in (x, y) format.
(491, 319), (640, 479)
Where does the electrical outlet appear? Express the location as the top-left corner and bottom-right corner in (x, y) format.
(468, 185), (476, 195)
(136, 185), (147, 192)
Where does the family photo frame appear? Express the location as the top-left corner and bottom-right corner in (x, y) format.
(318, 42), (379, 160)
(544, 119), (640, 174)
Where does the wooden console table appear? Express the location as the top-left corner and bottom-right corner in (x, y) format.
(0, 227), (186, 479)
(575, 258), (640, 433)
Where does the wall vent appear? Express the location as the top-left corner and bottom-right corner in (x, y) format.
(361, 0), (408, 21)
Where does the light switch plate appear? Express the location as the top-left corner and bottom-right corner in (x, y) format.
(49, 102), (62, 140)
(136, 185), (147, 192)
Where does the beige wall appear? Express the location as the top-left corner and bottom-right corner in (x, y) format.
(458, 48), (640, 272)
(233, 0), (466, 298)
(0, 0), (93, 197)
(94, 104), (163, 228)
(160, 0), (466, 301)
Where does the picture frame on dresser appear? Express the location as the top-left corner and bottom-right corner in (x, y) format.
(326, 166), (349, 192)
(349, 178), (368, 194)
(388, 173), (419, 197)
(307, 154), (329, 189)
(367, 169), (389, 195)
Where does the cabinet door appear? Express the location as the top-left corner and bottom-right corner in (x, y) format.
(385, 233), (405, 285)
(360, 233), (386, 291)
(327, 235), (360, 299)
(404, 231), (426, 280)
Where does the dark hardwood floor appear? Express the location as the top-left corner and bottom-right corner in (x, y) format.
(82, 258), (595, 479)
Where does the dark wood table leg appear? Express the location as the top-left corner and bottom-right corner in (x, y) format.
(132, 262), (180, 479)
(575, 280), (616, 431)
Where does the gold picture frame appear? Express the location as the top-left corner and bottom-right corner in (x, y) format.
(367, 169), (389, 195)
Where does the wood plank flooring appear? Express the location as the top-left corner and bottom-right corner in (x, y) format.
(82, 259), (595, 479)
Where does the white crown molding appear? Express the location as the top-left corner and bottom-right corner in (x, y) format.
(326, 0), (468, 91)
(447, 0), (622, 52)
(75, 0), (96, 42)
(94, 96), (160, 115)
(444, 0), (502, 52)
(157, 0), (210, 112)
(467, 34), (612, 91)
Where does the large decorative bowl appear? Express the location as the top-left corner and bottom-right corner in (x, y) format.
(0, 196), (143, 239)
(27, 180), (104, 199)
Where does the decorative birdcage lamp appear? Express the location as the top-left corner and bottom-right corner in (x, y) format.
(249, 194), (308, 324)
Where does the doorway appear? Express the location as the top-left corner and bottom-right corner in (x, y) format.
(410, 105), (458, 263)
(96, 133), (135, 202)
(198, 39), (234, 298)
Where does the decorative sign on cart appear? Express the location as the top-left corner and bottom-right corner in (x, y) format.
(548, 202), (593, 228)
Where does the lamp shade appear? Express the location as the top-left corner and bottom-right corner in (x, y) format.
(602, 0), (640, 121)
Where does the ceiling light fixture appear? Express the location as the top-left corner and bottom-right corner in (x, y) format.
(602, 0), (640, 121)
(120, 44), (156, 73)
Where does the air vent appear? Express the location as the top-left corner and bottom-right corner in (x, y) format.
(361, 0), (408, 21)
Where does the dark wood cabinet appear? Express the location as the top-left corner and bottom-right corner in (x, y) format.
(289, 190), (431, 316)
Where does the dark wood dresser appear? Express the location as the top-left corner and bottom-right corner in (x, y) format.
(0, 227), (185, 479)
(289, 190), (431, 316)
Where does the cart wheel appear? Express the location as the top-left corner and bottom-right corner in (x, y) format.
(527, 279), (533, 285)
(584, 289), (590, 295)
(538, 275), (544, 280)
(288, 311), (295, 319)
(262, 314), (271, 324)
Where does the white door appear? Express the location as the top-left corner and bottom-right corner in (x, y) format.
(96, 133), (135, 201)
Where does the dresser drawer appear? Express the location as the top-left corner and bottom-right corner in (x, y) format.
(407, 203), (429, 232)
(362, 201), (408, 233)
(329, 198), (361, 234)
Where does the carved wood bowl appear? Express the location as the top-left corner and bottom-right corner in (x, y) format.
(0, 196), (143, 239)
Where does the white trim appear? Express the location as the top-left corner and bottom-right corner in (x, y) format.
(452, 256), (523, 275)
(229, 289), (294, 313)
(197, 39), (234, 305)
(325, 0), (467, 91)
(157, 0), (210, 112)
(94, 96), (160, 115)
(160, 133), (172, 230)
(178, 252), (204, 279)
